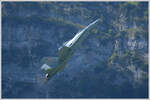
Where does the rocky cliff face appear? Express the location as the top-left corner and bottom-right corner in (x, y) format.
(2, 2), (148, 98)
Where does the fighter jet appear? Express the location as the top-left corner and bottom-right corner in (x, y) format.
(40, 19), (100, 82)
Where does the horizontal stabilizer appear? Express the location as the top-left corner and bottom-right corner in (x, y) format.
(41, 64), (51, 71)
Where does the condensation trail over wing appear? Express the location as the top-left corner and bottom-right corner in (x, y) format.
(65, 19), (100, 48)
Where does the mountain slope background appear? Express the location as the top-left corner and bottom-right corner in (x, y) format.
(2, 2), (148, 98)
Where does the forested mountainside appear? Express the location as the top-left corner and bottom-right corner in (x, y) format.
(2, 2), (148, 98)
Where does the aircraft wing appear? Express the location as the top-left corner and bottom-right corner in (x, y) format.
(58, 19), (100, 62)
(58, 46), (71, 62)
(41, 57), (58, 66)
(65, 19), (100, 50)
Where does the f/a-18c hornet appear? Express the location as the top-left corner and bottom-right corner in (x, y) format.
(40, 19), (100, 82)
